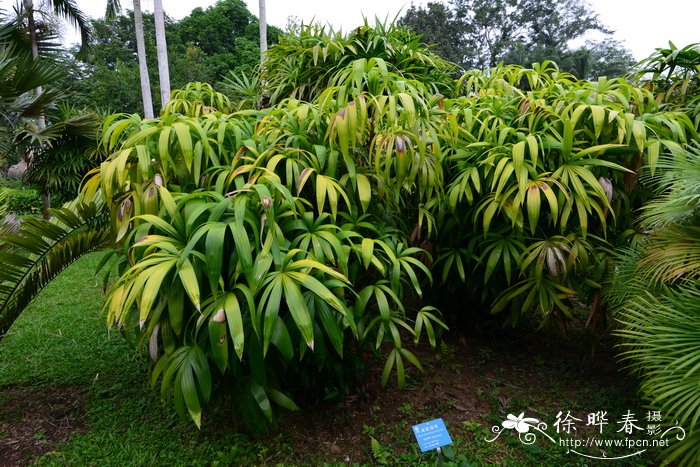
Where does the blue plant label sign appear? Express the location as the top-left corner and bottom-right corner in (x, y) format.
(412, 418), (453, 452)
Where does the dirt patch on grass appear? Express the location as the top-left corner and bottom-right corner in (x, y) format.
(274, 329), (639, 464)
(281, 349), (488, 463)
(0, 385), (86, 466)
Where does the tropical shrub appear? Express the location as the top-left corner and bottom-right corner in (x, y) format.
(0, 185), (43, 214)
(632, 42), (700, 109)
(261, 19), (457, 105)
(87, 79), (445, 427)
(434, 63), (695, 327)
(1, 23), (694, 431)
(18, 104), (103, 210)
(47, 23), (455, 428)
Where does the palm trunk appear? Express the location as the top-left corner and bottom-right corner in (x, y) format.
(153, 0), (170, 110)
(259, 0), (267, 59)
(22, 0), (46, 214)
(42, 186), (51, 219)
(133, 0), (154, 119)
(23, 0), (43, 127)
(22, 0), (39, 59)
(257, 0), (268, 109)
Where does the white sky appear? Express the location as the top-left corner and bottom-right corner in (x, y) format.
(1, 0), (698, 60)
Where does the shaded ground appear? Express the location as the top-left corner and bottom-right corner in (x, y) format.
(0, 385), (86, 466)
(271, 330), (647, 465)
(0, 329), (652, 466)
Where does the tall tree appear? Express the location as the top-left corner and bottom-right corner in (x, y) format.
(400, 0), (623, 76)
(173, 0), (282, 78)
(153, 0), (170, 108)
(397, 2), (462, 65)
(10, 1), (90, 212)
(132, 0), (154, 118)
(65, 0), (284, 113)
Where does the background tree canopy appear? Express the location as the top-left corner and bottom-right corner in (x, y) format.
(61, 0), (282, 113)
(399, 0), (636, 79)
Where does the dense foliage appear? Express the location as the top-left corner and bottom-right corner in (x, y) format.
(0, 184), (42, 214)
(2, 3), (699, 459)
(2, 23), (693, 435)
(434, 63), (695, 328)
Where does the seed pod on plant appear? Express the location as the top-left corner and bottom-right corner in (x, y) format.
(435, 93), (445, 110)
(598, 176), (613, 203)
(395, 135), (406, 155)
(117, 198), (132, 222)
(519, 98), (530, 117)
(213, 307), (226, 323)
(144, 185), (159, 214)
(149, 323), (160, 362)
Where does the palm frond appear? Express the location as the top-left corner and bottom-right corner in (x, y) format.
(615, 287), (700, 466)
(639, 143), (700, 229)
(104, 0), (121, 21)
(45, 0), (92, 52)
(0, 10), (61, 56)
(0, 202), (111, 337)
(0, 42), (66, 127)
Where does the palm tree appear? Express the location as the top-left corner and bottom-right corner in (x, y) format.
(604, 144), (700, 466)
(12, 0), (90, 173)
(1, 9), (69, 209)
(0, 19), (65, 157)
(153, 0), (170, 109)
(21, 0), (91, 60)
(0, 20), (61, 114)
(105, 0), (121, 21)
(17, 104), (102, 217)
(132, 0), (154, 118)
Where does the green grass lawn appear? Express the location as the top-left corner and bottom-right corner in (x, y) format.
(0, 254), (280, 466)
(0, 254), (665, 466)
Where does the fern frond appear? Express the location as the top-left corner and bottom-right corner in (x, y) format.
(370, 436), (390, 465)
